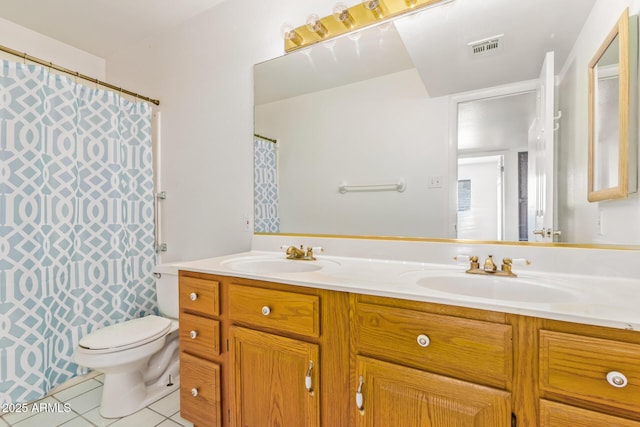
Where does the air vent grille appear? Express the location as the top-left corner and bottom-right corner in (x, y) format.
(468, 34), (504, 56)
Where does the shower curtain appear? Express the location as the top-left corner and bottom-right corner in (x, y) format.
(254, 137), (280, 232)
(0, 60), (157, 405)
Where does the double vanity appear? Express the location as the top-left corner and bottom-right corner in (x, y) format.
(174, 245), (640, 427)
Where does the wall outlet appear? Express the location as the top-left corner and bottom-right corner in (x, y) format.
(428, 176), (443, 189)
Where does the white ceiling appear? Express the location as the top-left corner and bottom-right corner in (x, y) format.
(256, 0), (597, 103)
(0, 0), (227, 58)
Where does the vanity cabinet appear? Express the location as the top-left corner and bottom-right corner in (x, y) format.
(351, 294), (513, 427)
(538, 322), (640, 426)
(178, 269), (640, 427)
(178, 272), (350, 427)
(179, 274), (223, 427)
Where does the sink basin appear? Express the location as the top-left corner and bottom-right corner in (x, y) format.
(415, 273), (578, 303)
(221, 256), (335, 274)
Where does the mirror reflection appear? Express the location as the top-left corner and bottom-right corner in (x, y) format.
(254, 0), (640, 246)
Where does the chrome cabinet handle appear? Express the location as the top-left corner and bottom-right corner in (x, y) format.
(355, 375), (364, 410)
(607, 371), (628, 388)
(261, 306), (271, 316)
(191, 388), (198, 397)
(189, 330), (198, 339)
(190, 292), (198, 301)
(417, 334), (430, 348)
(305, 361), (314, 394)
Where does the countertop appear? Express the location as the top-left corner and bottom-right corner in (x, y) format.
(176, 250), (640, 331)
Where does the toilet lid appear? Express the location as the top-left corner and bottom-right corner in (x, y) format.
(79, 315), (172, 350)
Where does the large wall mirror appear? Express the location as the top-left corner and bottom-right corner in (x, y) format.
(254, 0), (640, 247)
(588, 8), (637, 202)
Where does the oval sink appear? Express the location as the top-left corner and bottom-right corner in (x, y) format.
(222, 257), (331, 274)
(415, 274), (578, 303)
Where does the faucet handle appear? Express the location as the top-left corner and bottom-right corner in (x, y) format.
(511, 258), (532, 267)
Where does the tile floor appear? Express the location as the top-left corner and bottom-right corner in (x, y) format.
(0, 373), (192, 427)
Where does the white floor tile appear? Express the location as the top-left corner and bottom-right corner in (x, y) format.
(0, 397), (58, 425)
(11, 404), (76, 427)
(53, 379), (102, 402)
(170, 412), (193, 427)
(156, 420), (183, 427)
(65, 386), (103, 415)
(109, 408), (164, 427)
(148, 391), (180, 417)
(59, 416), (94, 426)
(82, 407), (119, 427)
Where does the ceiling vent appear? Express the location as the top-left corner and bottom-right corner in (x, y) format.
(468, 34), (504, 56)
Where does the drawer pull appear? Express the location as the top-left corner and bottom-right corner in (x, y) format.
(606, 371), (628, 388)
(189, 292), (198, 301)
(355, 375), (364, 411)
(305, 361), (314, 393)
(416, 334), (431, 348)
(261, 306), (271, 316)
(191, 387), (199, 397)
(189, 330), (198, 339)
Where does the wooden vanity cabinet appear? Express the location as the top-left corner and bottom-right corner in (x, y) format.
(178, 271), (350, 427)
(351, 294), (514, 427)
(538, 320), (640, 426)
(227, 279), (350, 427)
(178, 270), (640, 427)
(179, 272), (223, 427)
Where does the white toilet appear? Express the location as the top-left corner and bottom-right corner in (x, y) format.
(74, 264), (180, 418)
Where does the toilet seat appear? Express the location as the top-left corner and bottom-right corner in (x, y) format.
(79, 315), (171, 353)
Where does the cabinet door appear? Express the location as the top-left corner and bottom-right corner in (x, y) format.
(230, 326), (320, 427)
(354, 356), (511, 427)
(540, 400), (640, 427)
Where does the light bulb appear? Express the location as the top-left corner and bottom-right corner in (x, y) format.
(362, 0), (384, 18)
(333, 3), (354, 27)
(281, 24), (303, 45)
(306, 14), (328, 37)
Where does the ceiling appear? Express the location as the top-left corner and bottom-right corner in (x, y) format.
(0, 0), (228, 58)
(255, 0), (597, 104)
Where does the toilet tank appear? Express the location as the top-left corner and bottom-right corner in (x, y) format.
(153, 264), (179, 319)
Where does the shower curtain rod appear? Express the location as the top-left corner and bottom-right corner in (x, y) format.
(0, 43), (160, 106)
(254, 134), (277, 143)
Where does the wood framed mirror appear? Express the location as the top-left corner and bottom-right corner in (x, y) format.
(588, 8), (634, 202)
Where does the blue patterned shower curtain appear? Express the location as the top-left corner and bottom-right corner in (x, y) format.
(253, 137), (280, 233)
(0, 60), (157, 405)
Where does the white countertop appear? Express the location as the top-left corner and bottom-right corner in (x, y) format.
(176, 250), (640, 331)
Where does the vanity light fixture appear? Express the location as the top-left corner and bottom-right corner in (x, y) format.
(306, 14), (329, 37)
(333, 3), (355, 28)
(283, 0), (450, 52)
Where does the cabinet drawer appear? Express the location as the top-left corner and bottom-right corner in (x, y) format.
(540, 330), (640, 417)
(179, 312), (220, 360)
(180, 352), (221, 427)
(229, 284), (320, 337)
(540, 399), (640, 426)
(179, 276), (220, 316)
(354, 302), (512, 389)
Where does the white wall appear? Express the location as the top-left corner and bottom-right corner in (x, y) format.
(0, 17), (105, 78)
(256, 69), (451, 238)
(106, 0), (368, 262)
(558, 0), (640, 245)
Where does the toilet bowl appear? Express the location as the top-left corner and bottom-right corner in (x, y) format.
(73, 264), (180, 418)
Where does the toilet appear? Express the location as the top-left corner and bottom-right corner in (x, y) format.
(74, 264), (180, 418)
